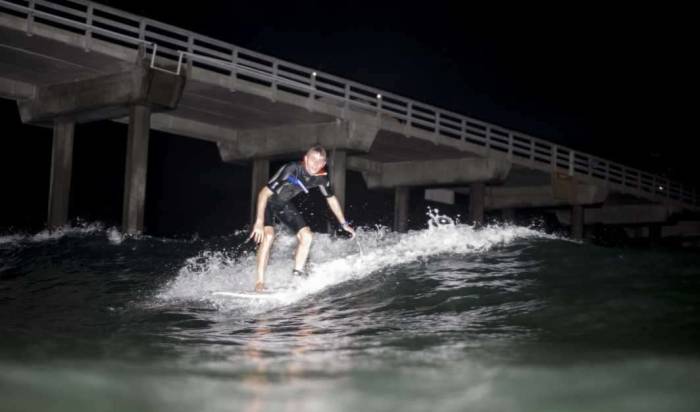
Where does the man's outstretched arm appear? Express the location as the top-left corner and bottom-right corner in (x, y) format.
(250, 187), (274, 243)
(325, 195), (355, 238)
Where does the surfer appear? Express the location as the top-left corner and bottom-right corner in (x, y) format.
(249, 145), (355, 291)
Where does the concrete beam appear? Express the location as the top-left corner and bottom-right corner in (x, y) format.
(0, 77), (36, 100)
(551, 172), (609, 205)
(555, 204), (679, 226)
(661, 221), (700, 238)
(47, 121), (75, 229)
(349, 157), (511, 189)
(625, 221), (700, 239)
(448, 172), (608, 209)
(425, 188), (455, 205)
(218, 120), (378, 162)
(114, 113), (237, 144)
(18, 63), (185, 126)
(463, 184), (609, 210)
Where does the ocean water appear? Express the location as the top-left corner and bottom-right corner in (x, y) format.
(1, 213), (699, 412)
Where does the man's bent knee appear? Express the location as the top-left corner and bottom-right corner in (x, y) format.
(297, 227), (313, 245)
(262, 226), (275, 243)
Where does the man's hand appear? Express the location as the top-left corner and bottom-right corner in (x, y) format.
(250, 221), (264, 244)
(341, 222), (356, 239)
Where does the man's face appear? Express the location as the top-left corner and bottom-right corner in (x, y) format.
(304, 152), (327, 175)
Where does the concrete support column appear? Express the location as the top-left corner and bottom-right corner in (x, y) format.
(394, 186), (410, 233)
(502, 208), (516, 223)
(47, 121), (75, 230)
(649, 223), (662, 246)
(329, 150), (347, 209)
(250, 159), (269, 226)
(122, 104), (151, 235)
(572, 205), (584, 240)
(469, 182), (485, 226)
(632, 226), (645, 238)
(327, 150), (347, 233)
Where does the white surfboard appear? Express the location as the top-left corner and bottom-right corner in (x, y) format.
(212, 291), (281, 299)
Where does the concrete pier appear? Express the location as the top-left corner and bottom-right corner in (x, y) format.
(2, 4), (697, 239)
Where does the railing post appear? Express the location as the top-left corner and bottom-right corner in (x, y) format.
(138, 19), (146, 41)
(310, 71), (317, 96)
(551, 145), (558, 170)
(568, 151), (575, 176)
(485, 126), (491, 150)
(136, 19), (148, 62)
(637, 172), (642, 191)
(229, 48), (238, 91)
(434, 110), (440, 138)
(508, 133), (514, 160)
(83, 3), (94, 51)
(186, 36), (194, 74)
(341, 84), (350, 119)
(26, 0), (36, 36)
(404, 102), (413, 136)
(270, 60), (279, 101)
(305, 71), (317, 110)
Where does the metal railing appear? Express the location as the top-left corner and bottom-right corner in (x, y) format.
(1, 0), (697, 208)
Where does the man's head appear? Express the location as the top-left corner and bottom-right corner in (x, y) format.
(303, 145), (327, 175)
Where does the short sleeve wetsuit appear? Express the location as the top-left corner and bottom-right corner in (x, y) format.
(264, 161), (334, 233)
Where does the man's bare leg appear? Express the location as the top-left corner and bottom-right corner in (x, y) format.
(255, 226), (275, 291)
(294, 226), (313, 272)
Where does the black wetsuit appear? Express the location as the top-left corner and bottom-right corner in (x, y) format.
(264, 161), (334, 233)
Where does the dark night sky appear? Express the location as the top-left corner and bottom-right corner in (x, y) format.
(1, 1), (697, 235)
(106, 2), (698, 176)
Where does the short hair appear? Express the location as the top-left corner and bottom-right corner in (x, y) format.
(307, 145), (327, 159)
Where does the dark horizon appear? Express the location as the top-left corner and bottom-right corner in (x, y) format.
(1, 2), (697, 237)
